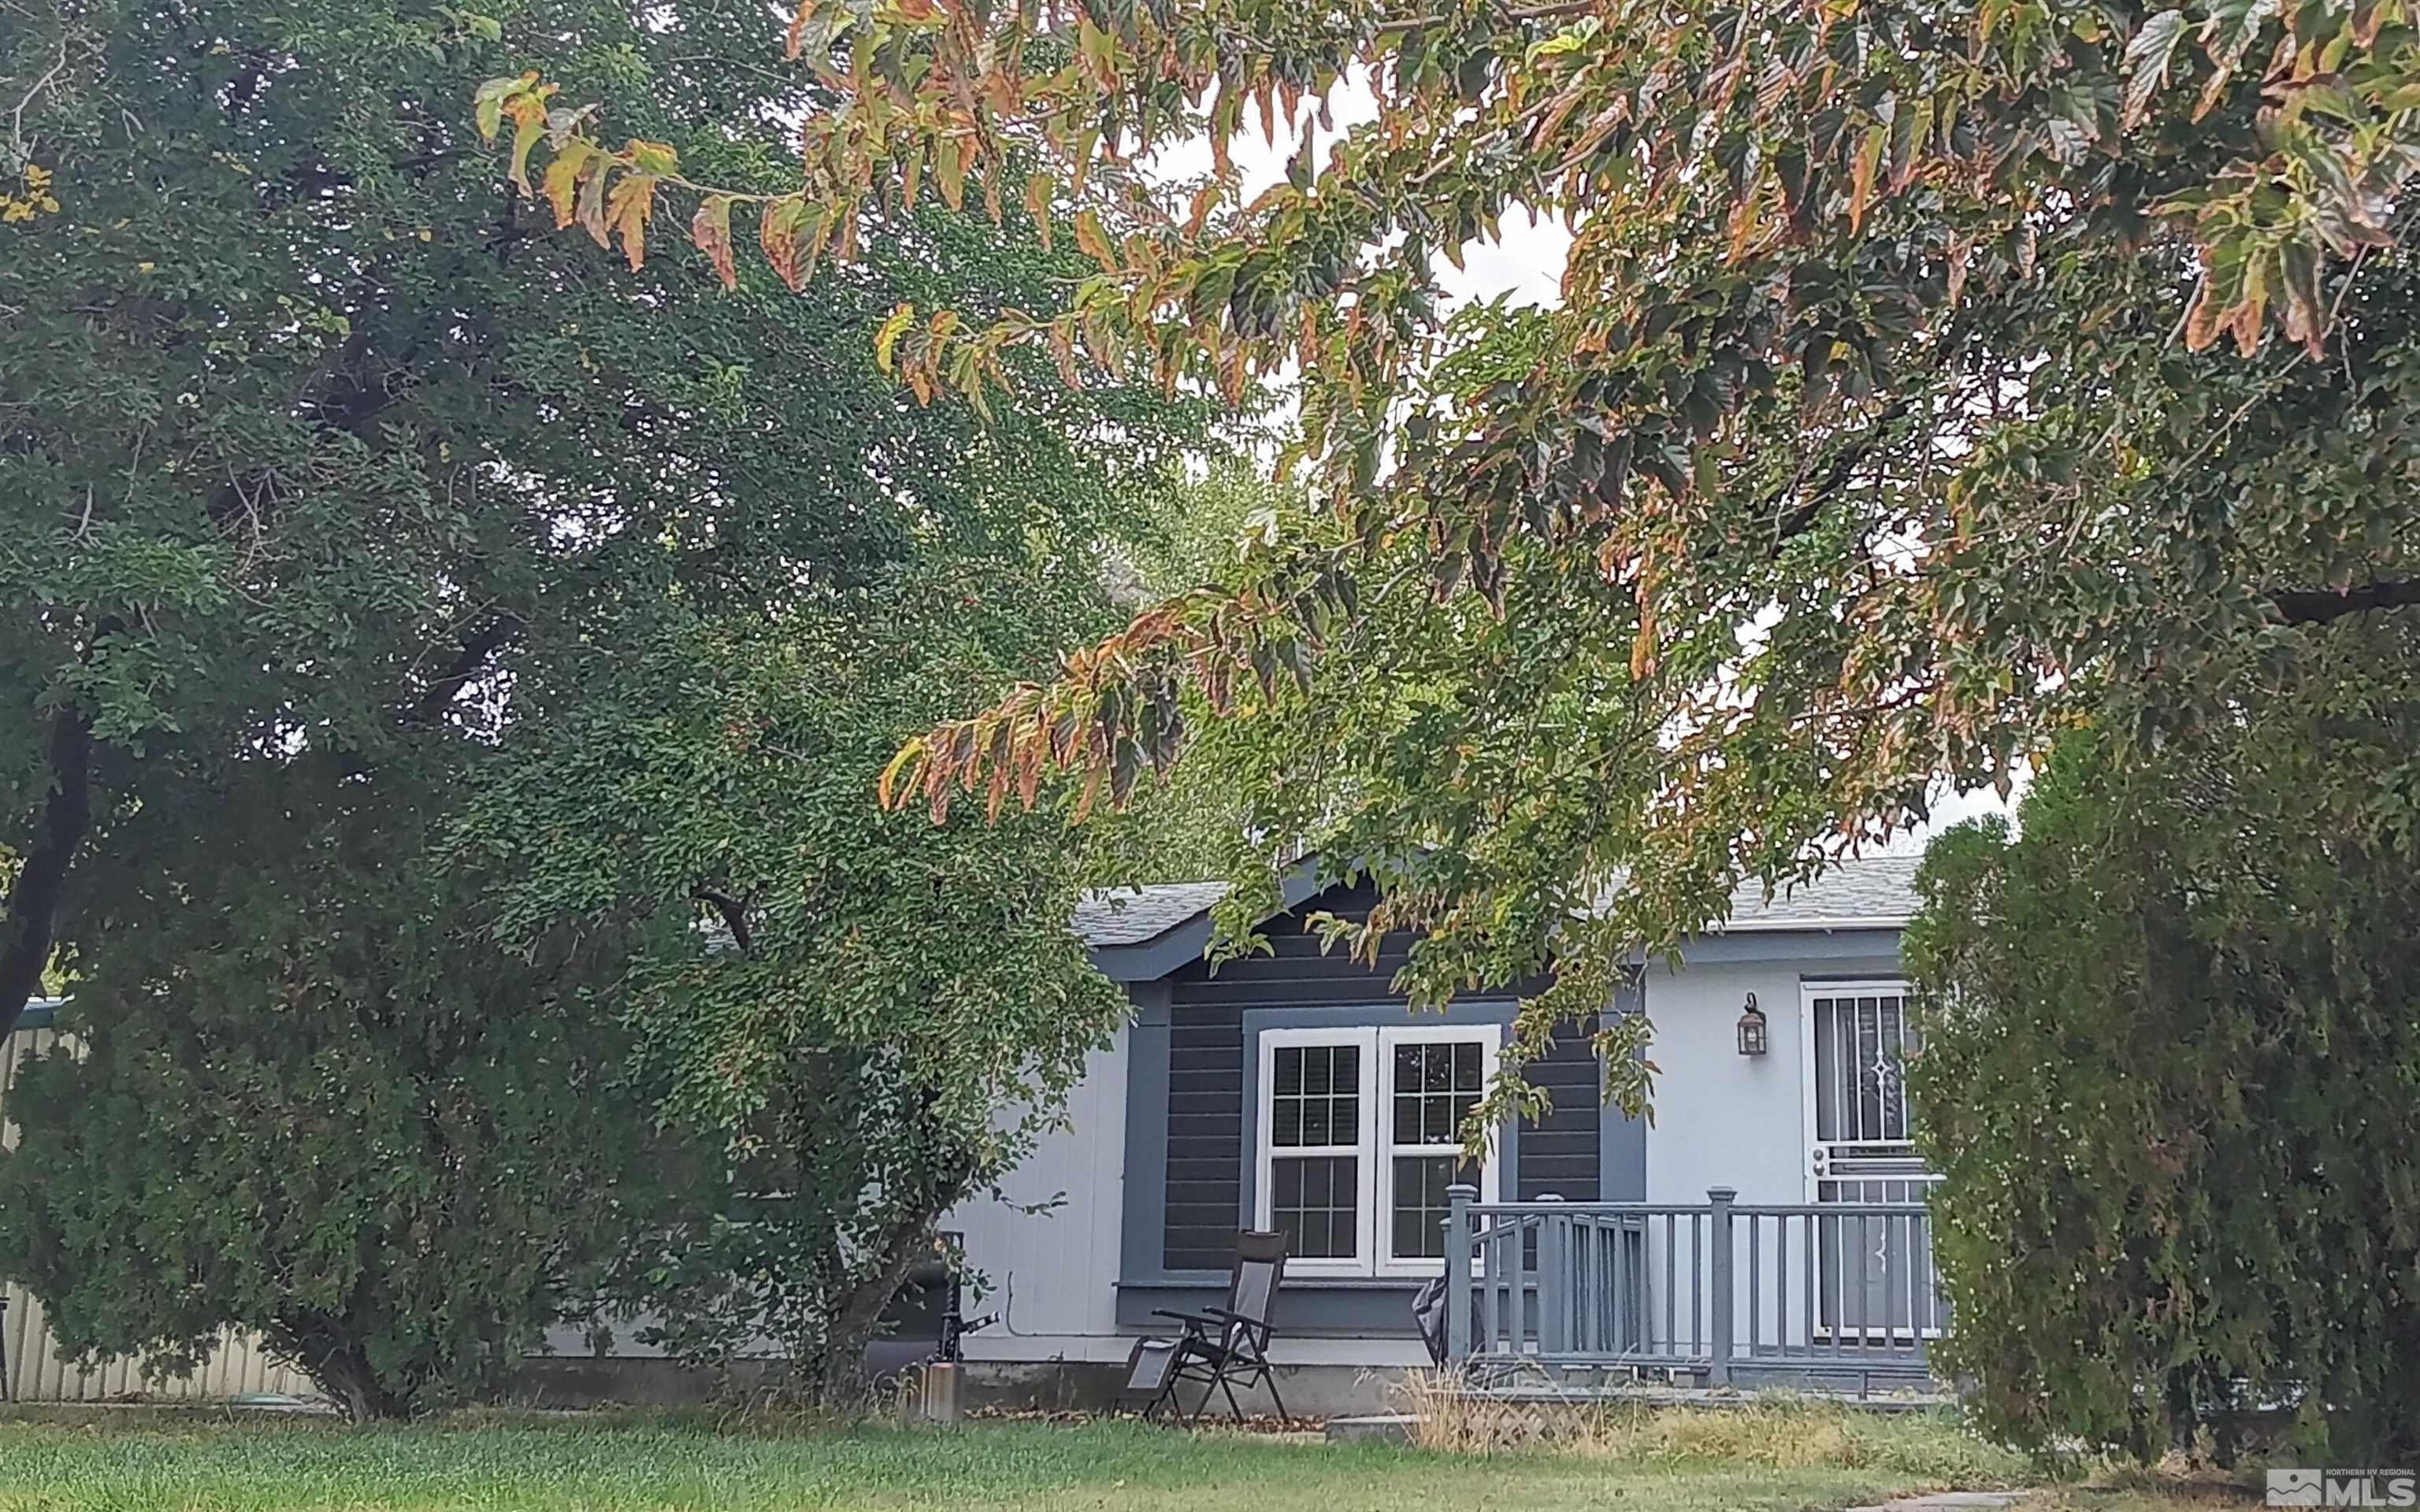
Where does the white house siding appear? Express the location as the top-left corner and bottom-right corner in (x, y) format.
(523, 1029), (1139, 1375)
(948, 1026), (1131, 1364)
(1641, 958), (1825, 1211)
(2, 1018), (317, 1403)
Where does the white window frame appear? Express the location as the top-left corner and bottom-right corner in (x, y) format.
(1374, 1022), (1504, 1277)
(1254, 1022), (1503, 1280)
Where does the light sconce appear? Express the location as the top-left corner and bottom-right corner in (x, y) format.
(1737, 992), (1769, 1057)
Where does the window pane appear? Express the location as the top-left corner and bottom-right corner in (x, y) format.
(1272, 1040), (1364, 1149)
(1329, 1208), (1357, 1258)
(1272, 1159), (1304, 1206)
(1271, 1155), (1358, 1259)
(1305, 1152), (1334, 1205)
(1390, 1037), (1484, 1150)
(1273, 1097), (1302, 1147)
(1880, 998), (1907, 1140)
(1391, 1154), (1470, 1260)
(1856, 997), (1886, 1138)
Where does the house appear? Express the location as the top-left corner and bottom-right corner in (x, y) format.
(947, 853), (1937, 1413)
(1, 854), (1936, 1410)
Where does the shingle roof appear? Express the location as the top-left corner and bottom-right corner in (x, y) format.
(1719, 854), (1921, 930)
(1074, 881), (1234, 947)
(1071, 854), (1921, 948)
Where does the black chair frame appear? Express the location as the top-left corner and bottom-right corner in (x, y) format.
(1137, 1231), (1288, 1424)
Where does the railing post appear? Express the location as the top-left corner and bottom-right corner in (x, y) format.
(1538, 1193), (1565, 1358)
(1445, 1183), (1476, 1366)
(1707, 1187), (1736, 1387)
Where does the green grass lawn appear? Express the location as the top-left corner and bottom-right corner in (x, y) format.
(0, 1405), (2042, 1512)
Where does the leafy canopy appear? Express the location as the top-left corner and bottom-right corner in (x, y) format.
(485, 0), (2420, 1125)
(462, 608), (1138, 1403)
(4, 0), (1205, 1406)
(0, 773), (677, 1422)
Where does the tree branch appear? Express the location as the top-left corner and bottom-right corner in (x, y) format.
(0, 702), (94, 1040)
(690, 885), (753, 956)
(401, 615), (522, 726)
(2270, 580), (2420, 625)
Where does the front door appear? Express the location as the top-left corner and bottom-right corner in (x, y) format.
(1799, 981), (1943, 1339)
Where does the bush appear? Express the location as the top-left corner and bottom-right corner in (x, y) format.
(1906, 711), (2420, 1462)
(0, 788), (681, 1420)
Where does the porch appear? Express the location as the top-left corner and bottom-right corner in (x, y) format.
(1441, 1186), (1948, 1400)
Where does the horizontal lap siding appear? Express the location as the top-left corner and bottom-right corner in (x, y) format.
(1160, 883), (1598, 1271)
(1517, 1015), (1603, 1202)
(1164, 984), (1248, 1271)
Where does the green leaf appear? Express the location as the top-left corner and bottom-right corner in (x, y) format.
(625, 139), (680, 176)
(2121, 9), (2187, 128)
(470, 72), (532, 143)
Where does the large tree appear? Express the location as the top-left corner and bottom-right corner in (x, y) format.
(484, 0), (2420, 1108)
(462, 612), (1131, 1403)
(0, 0), (1195, 1038)
(1, 0), (1202, 1409)
(0, 772), (682, 1421)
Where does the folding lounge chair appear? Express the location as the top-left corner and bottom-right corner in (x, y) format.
(1123, 1229), (1288, 1423)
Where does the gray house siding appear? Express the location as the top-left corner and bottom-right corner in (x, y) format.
(1145, 881), (1611, 1279)
(1518, 1012), (1606, 1203)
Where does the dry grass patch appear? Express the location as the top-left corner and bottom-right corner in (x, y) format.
(1390, 1373), (2032, 1484)
(2037, 1462), (2265, 1512)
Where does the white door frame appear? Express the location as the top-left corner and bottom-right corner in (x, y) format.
(1798, 980), (1943, 1340)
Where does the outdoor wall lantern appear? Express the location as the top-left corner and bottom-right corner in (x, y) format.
(1736, 992), (1769, 1057)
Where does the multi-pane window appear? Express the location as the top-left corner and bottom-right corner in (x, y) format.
(1270, 1041), (1360, 1148)
(1266, 1040), (1364, 1260)
(1256, 1025), (1500, 1277)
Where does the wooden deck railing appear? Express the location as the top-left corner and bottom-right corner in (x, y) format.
(1442, 1186), (1945, 1391)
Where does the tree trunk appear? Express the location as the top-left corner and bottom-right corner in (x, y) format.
(299, 1336), (414, 1422)
(814, 1218), (941, 1409)
(811, 1152), (980, 1409)
(0, 705), (93, 1040)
